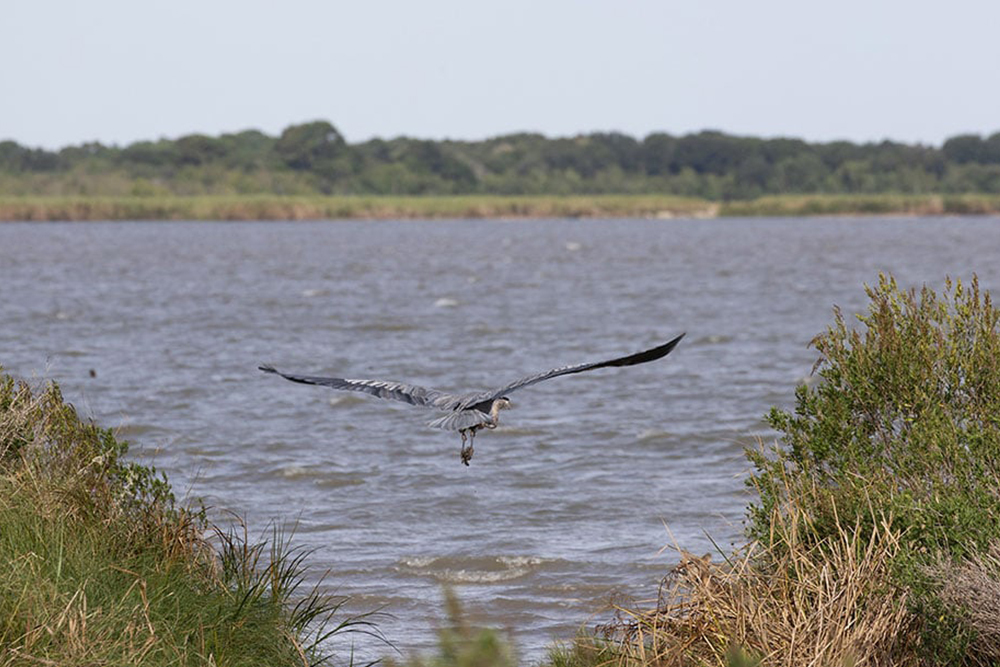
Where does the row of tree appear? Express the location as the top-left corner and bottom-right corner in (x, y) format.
(2, 121), (1000, 199)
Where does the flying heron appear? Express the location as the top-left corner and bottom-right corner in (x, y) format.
(259, 333), (684, 465)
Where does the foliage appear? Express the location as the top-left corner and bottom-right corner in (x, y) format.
(0, 369), (379, 666)
(746, 274), (1000, 663)
(3, 124), (1000, 199)
(274, 121), (358, 189)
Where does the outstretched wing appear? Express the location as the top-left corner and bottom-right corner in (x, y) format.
(259, 365), (455, 409)
(460, 333), (685, 408)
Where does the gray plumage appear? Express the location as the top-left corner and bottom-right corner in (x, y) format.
(260, 332), (684, 465)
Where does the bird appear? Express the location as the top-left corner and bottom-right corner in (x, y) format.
(259, 333), (684, 466)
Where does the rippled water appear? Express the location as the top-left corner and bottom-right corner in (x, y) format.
(2, 217), (998, 662)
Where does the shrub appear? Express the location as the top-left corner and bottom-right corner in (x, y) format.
(747, 273), (1000, 662)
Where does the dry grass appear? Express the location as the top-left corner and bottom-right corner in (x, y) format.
(718, 193), (1000, 217)
(0, 194), (715, 222)
(577, 492), (921, 667)
(6, 193), (1000, 222)
(930, 543), (1000, 663)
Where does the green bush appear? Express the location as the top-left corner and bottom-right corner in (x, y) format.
(747, 273), (1000, 662)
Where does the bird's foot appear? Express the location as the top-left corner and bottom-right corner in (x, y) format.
(460, 445), (474, 466)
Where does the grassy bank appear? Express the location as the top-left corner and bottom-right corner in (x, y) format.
(0, 194), (714, 222)
(3, 193), (1000, 221)
(718, 193), (1000, 216)
(0, 370), (377, 666)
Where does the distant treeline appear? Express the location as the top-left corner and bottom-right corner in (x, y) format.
(2, 121), (1000, 200)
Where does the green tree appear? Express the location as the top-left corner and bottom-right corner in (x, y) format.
(119, 139), (181, 168)
(403, 140), (477, 189)
(0, 140), (60, 172)
(218, 129), (275, 171)
(642, 132), (677, 176)
(943, 134), (989, 164)
(274, 120), (349, 171)
(175, 133), (227, 166)
(773, 153), (827, 192)
(672, 131), (756, 176)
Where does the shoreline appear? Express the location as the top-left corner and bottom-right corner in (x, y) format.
(2, 193), (1000, 222)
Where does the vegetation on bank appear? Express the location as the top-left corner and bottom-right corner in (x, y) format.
(0, 194), (714, 222)
(0, 370), (378, 665)
(717, 192), (1000, 217)
(3, 121), (1000, 201)
(4, 193), (1000, 222)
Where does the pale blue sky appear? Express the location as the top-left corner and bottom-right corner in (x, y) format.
(4, 0), (1000, 149)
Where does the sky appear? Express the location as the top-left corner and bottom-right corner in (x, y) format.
(4, 0), (1000, 150)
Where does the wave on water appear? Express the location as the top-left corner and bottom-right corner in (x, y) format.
(466, 323), (514, 337)
(351, 320), (418, 332)
(329, 394), (366, 407)
(315, 473), (367, 489)
(636, 428), (675, 443)
(398, 554), (551, 584)
(489, 425), (549, 438)
(271, 465), (367, 488)
(114, 422), (161, 438)
(433, 297), (459, 308)
(277, 465), (315, 479)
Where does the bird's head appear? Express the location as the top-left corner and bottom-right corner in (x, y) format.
(495, 397), (512, 411)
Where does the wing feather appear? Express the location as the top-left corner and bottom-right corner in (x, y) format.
(260, 333), (684, 417)
(459, 333), (685, 408)
(258, 365), (454, 408)
(427, 410), (493, 432)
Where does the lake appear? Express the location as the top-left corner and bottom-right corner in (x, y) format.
(2, 216), (998, 662)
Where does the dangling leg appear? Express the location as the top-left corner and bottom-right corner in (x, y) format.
(459, 430), (470, 465)
(465, 428), (476, 465)
(460, 427), (478, 466)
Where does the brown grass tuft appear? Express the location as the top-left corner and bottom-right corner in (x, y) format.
(589, 495), (921, 667)
(929, 543), (1000, 663)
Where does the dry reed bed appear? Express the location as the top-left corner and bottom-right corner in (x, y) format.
(719, 193), (1000, 217)
(586, 496), (920, 667)
(4, 193), (1000, 222)
(0, 194), (714, 222)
